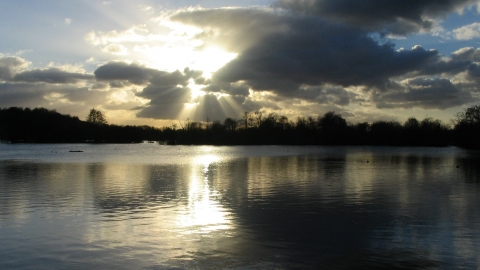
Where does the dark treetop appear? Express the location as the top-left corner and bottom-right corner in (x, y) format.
(1, 106), (479, 149)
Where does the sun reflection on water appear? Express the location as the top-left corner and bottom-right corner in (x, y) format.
(177, 152), (232, 234)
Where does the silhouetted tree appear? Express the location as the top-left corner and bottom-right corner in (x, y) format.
(404, 117), (421, 146)
(351, 122), (370, 145)
(224, 117), (238, 132)
(241, 111), (256, 129)
(419, 118), (450, 146)
(454, 105), (480, 125)
(86, 108), (108, 125)
(2, 106), (476, 148)
(454, 105), (480, 149)
(369, 120), (403, 145)
(318, 111), (348, 145)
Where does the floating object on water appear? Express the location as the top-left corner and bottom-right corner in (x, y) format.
(69, 150), (83, 152)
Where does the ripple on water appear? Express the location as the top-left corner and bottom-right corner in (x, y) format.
(1, 146), (480, 269)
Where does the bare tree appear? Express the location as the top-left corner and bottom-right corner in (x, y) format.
(223, 117), (238, 132)
(86, 108), (108, 125)
(454, 105), (480, 125)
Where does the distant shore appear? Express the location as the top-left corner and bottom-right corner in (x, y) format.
(1, 106), (479, 149)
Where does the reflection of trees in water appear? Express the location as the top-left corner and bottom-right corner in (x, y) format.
(89, 163), (191, 213)
(207, 158), (250, 208)
(222, 155), (395, 266)
(0, 161), (86, 217)
(3, 148), (480, 268)
(202, 151), (480, 268)
(455, 152), (480, 184)
(320, 249), (443, 269)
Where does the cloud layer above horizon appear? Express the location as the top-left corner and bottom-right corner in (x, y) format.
(2, 0), (480, 125)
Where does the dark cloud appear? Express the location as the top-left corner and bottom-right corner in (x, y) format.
(135, 85), (192, 120)
(274, 0), (477, 35)
(171, 9), (287, 53)
(62, 87), (111, 104)
(207, 13), (439, 90)
(467, 63), (480, 78)
(195, 94), (234, 121)
(94, 62), (211, 120)
(13, 68), (94, 84)
(459, 63), (480, 92)
(0, 57), (140, 118)
(94, 62), (201, 86)
(173, 7), (479, 115)
(103, 101), (144, 111)
(193, 94), (266, 121)
(0, 82), (46, 107)
(2, 56), (94, 85)
(175, 9), (457, 94)
(0, 82), (108, 108)
(282, 85), (354, 106)
(374, 78), (475, 109)
(137, 87), (267, 121)
(451, 47), (480, 62)
(0, 56), (29, 81)
(244, 97), (282, 112)
(416, 58), (471, 77)
(109, 81), (125, 88)
(95, 62), (160, 85)
(404, 48), (472, 77)
(447, 63), (480, 95)
(202, 81), (250, 96)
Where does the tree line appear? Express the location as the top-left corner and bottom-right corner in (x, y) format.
(0, 107), (160, 144)
(0, 106), (479, 149)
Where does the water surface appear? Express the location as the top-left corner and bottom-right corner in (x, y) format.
(1, 144), (480, 269)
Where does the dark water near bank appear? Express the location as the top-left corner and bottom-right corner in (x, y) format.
(1, 144), (480, 269)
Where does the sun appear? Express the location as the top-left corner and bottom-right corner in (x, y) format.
(129, 18), (237, 79)
(189, 46), (237, 78)
(139, 44), (237, 77)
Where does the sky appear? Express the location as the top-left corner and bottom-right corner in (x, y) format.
(2, 0), (480, 127)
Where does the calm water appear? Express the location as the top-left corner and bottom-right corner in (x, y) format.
(1, 144), (480, 269)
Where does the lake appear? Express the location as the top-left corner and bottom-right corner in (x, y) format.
(1, 144), (480, 269)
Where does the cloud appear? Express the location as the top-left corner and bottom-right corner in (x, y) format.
(0, 56), (30, 81)
(93, 62), (210, 120)
(453, 22), (480, 40)
(13, 68), (94, 84)
(95, 62), (154, 84)
(94, 62), (202, 86)
(0, 56), (145, 120)
(102, 44), (128, 55)
(451, 47), (477, 61)
(202, 81), (250, 96)
(171, 6), (480, 117)
(197, 10), (438, 88)
(1, 56), (94, 85)
(191, 94), (239, 121)
(85, 25), (157, 46)
(281, 84), (355, 106)
(460, 62), (480, 90)
(5, 2), (480, 124)
(374, 78), (475, 109)
(135, 85), (192, 120)
(442, 63), (480, 99)
(411, 55), (472, 77)
(0, 82), (109, 109)
(274, 0), (478, 35)
(171, 8), (289, 53)
(64, 18), (72, 25)
(176, 9), (439, 89)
